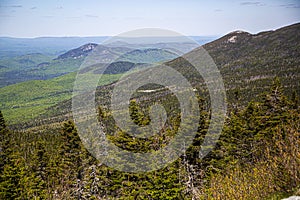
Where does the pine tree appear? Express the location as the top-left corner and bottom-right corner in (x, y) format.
(27, 140), (48, 198)
(129, 100), (149, 126)
(0, 151), (39, 199)
(60, 121), (83, 175)
(0, 152), (25, 199)
(58, 121), (84, 198)
(0, 111), (12, 185)
(208, 77), (293, 171)
(0, 111), (6, 131)
(0, 111), (8, 170)
(291, 91), (299, 109)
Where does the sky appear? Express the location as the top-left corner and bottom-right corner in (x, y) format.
(0, 0), (299, 38)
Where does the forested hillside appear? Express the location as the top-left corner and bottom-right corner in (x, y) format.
(0, 23), (299, 199)
(0, 78), (299, 199)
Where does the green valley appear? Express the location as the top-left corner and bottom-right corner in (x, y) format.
(0, 72), (122, 124)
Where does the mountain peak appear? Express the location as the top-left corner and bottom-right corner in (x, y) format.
(80, 43), (98, 51)
(55, 43), (98, 60)
(228, 30), (250, 35)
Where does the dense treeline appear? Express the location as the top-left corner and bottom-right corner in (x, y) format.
(0, 78), (299, 199)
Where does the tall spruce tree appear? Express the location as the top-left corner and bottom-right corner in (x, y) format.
(58, 121), (84, 198)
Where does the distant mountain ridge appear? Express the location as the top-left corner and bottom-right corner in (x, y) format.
(55, 43), (179, 63)
(0, 36), (216, 58)
(0, 42), (182, 87)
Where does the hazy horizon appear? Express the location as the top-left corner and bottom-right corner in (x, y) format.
(0, 0), (299, 38)
(0, 22), (298, 39)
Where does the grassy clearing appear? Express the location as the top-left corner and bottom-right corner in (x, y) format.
(0, 72), (122, 124)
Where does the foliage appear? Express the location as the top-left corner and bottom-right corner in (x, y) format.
(0, 23), (300, 199)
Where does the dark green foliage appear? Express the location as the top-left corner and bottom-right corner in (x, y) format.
(0, 77), (300, 199)
(0, 152), (27, 199)
(0, 113), (48, 199)
(0, 111), (6, 130)
(57, 121), (85, 198)
(117, 48), (178, 63)
(129, 99), (150, 126)
(101, 61), (135, 74)
(208, 78), (298, 173)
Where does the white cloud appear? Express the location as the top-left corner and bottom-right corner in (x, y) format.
(240, 2), (265, 6)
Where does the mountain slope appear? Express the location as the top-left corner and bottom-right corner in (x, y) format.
(204, 22), (300, 67)
(37, 23), (300, 126)
(167, 22), (300, 106)
(207, 22), (300, 103)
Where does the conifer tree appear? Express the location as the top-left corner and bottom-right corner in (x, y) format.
(0, 111), (6, 131)
(58, 121), (84, 198)
(0, 111), (11, 183)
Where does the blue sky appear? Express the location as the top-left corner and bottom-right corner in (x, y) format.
(0, 0), (299, 38)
